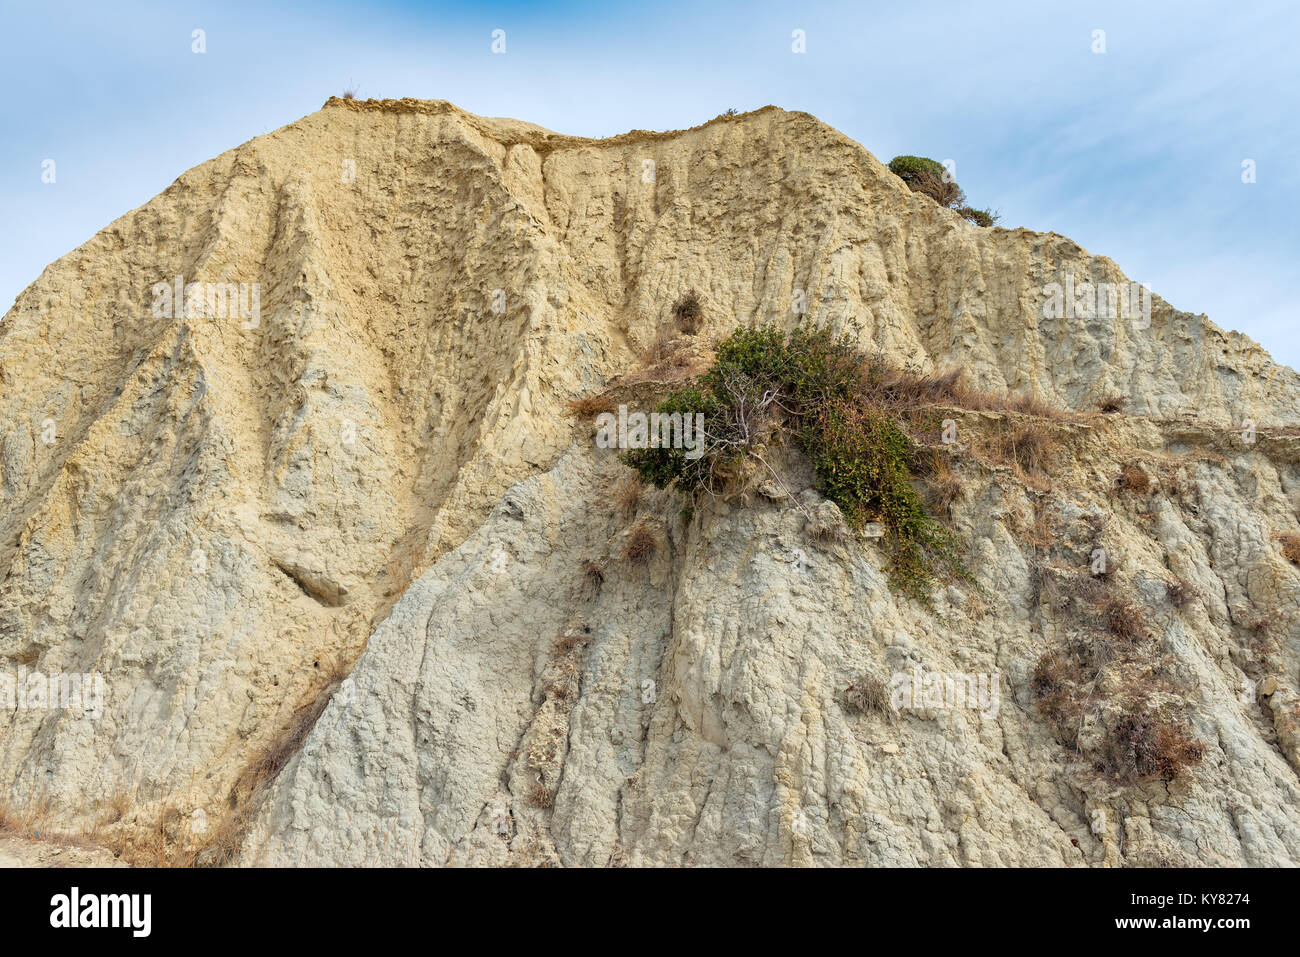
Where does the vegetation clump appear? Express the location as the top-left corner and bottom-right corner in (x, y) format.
(1114, 464), (1151, 494)
(1273, 530), (1300, 565)
(887, 155), (1000, 227)
(955, 205), (997, 228)
(623, 325), (970, 605)
(994, 423), (1053, 476)
(1031, 571), (1204, 787)
(672, 288), (704, 334)
(887, 155), (949, 191)
(843, 674), (894, 718)
(566, 394), (616, 419)
(622, 522), (657, 565)
(1165, 578), (1196, 608)
(582, 559), (605, 592)
(1094, 710), (1206, 784)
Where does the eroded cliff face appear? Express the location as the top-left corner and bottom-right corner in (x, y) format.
(0, 98), (1296, 865)
(243, 417), (1300, 867)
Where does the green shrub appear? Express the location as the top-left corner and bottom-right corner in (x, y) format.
(624, 326), (970, 606)
(890, 156), (1001, 227)
(888, 155), (947, 183)
(801, 401), (967, 603)
(623, 386), (727, 491)
(956, 206), (999, 227)
(888, 155), (964, 207)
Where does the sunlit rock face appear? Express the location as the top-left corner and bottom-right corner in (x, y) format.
(2, 98), (1297, 865)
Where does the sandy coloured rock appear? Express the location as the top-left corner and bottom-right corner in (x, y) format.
(1, 98), (1297, 866)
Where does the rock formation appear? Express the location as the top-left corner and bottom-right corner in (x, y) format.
(1, 98), (1297, 865)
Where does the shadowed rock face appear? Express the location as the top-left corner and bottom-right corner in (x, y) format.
(1, 98), (1297, 865)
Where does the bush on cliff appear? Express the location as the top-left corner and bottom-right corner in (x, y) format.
(623, 325), (969, 606)
(888, 155), (1000, 227)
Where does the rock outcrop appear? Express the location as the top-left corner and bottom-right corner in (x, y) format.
(1, 98), (1297, 865)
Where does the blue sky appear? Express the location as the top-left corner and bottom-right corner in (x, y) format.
(2, 0), (1296, 366)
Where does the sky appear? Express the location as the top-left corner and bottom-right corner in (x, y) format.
(1, 0), (1296, 366)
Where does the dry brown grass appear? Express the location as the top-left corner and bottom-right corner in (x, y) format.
(990, 422), (1054, 477)
(1102, 596), (1150, 645)
(175, 654), (353, 866)
(618, 330), (721, 391)
(566, 394), (616, 419)
(1, 784), (210, 867)
(116, 801), (213, 868)
(540, 679), (573, 702)
(609, 334), (716, 394)
(622, 522), (656, 565)
(1096, 394), (1127, 414)
(1033, 571), (1204, 787)
(843, 674), (894, 718)
(615, 475), (643, 519)
(672, 288), (703, 334)
(1005, 501), (1055, 547)
(1003, 392), (1066, 419)
(1273, 530), (1300, 565)
(236, 659), (349, 795)
(0, 793), (109, 859)
(1114, 464), (1151, 494)
(1030, 651), (1091, 748)
(0, 791), (52, 839)
(1165, 578), (1197, 608)
(582, 559), (605, 592)
(860, 364), (1068, 422)
(1028, 505), (1057, 548)
(641, 329), (683, 368)
(861, 364), (966, 409)
(527, 783), (555, 809)
(1070, 570), (1112, 604)
(928, 467), (965, 512)
(1094, 709), (1205, 784)
(1012, 424), (1053, 475)
(98, 782), (133, 830)
(2, 767), (322, 868)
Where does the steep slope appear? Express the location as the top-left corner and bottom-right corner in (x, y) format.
(246, 418), (1300, 866)
(0, 98), (1296, 864)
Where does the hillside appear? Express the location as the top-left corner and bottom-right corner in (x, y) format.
(1, 98), (1297, 866)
